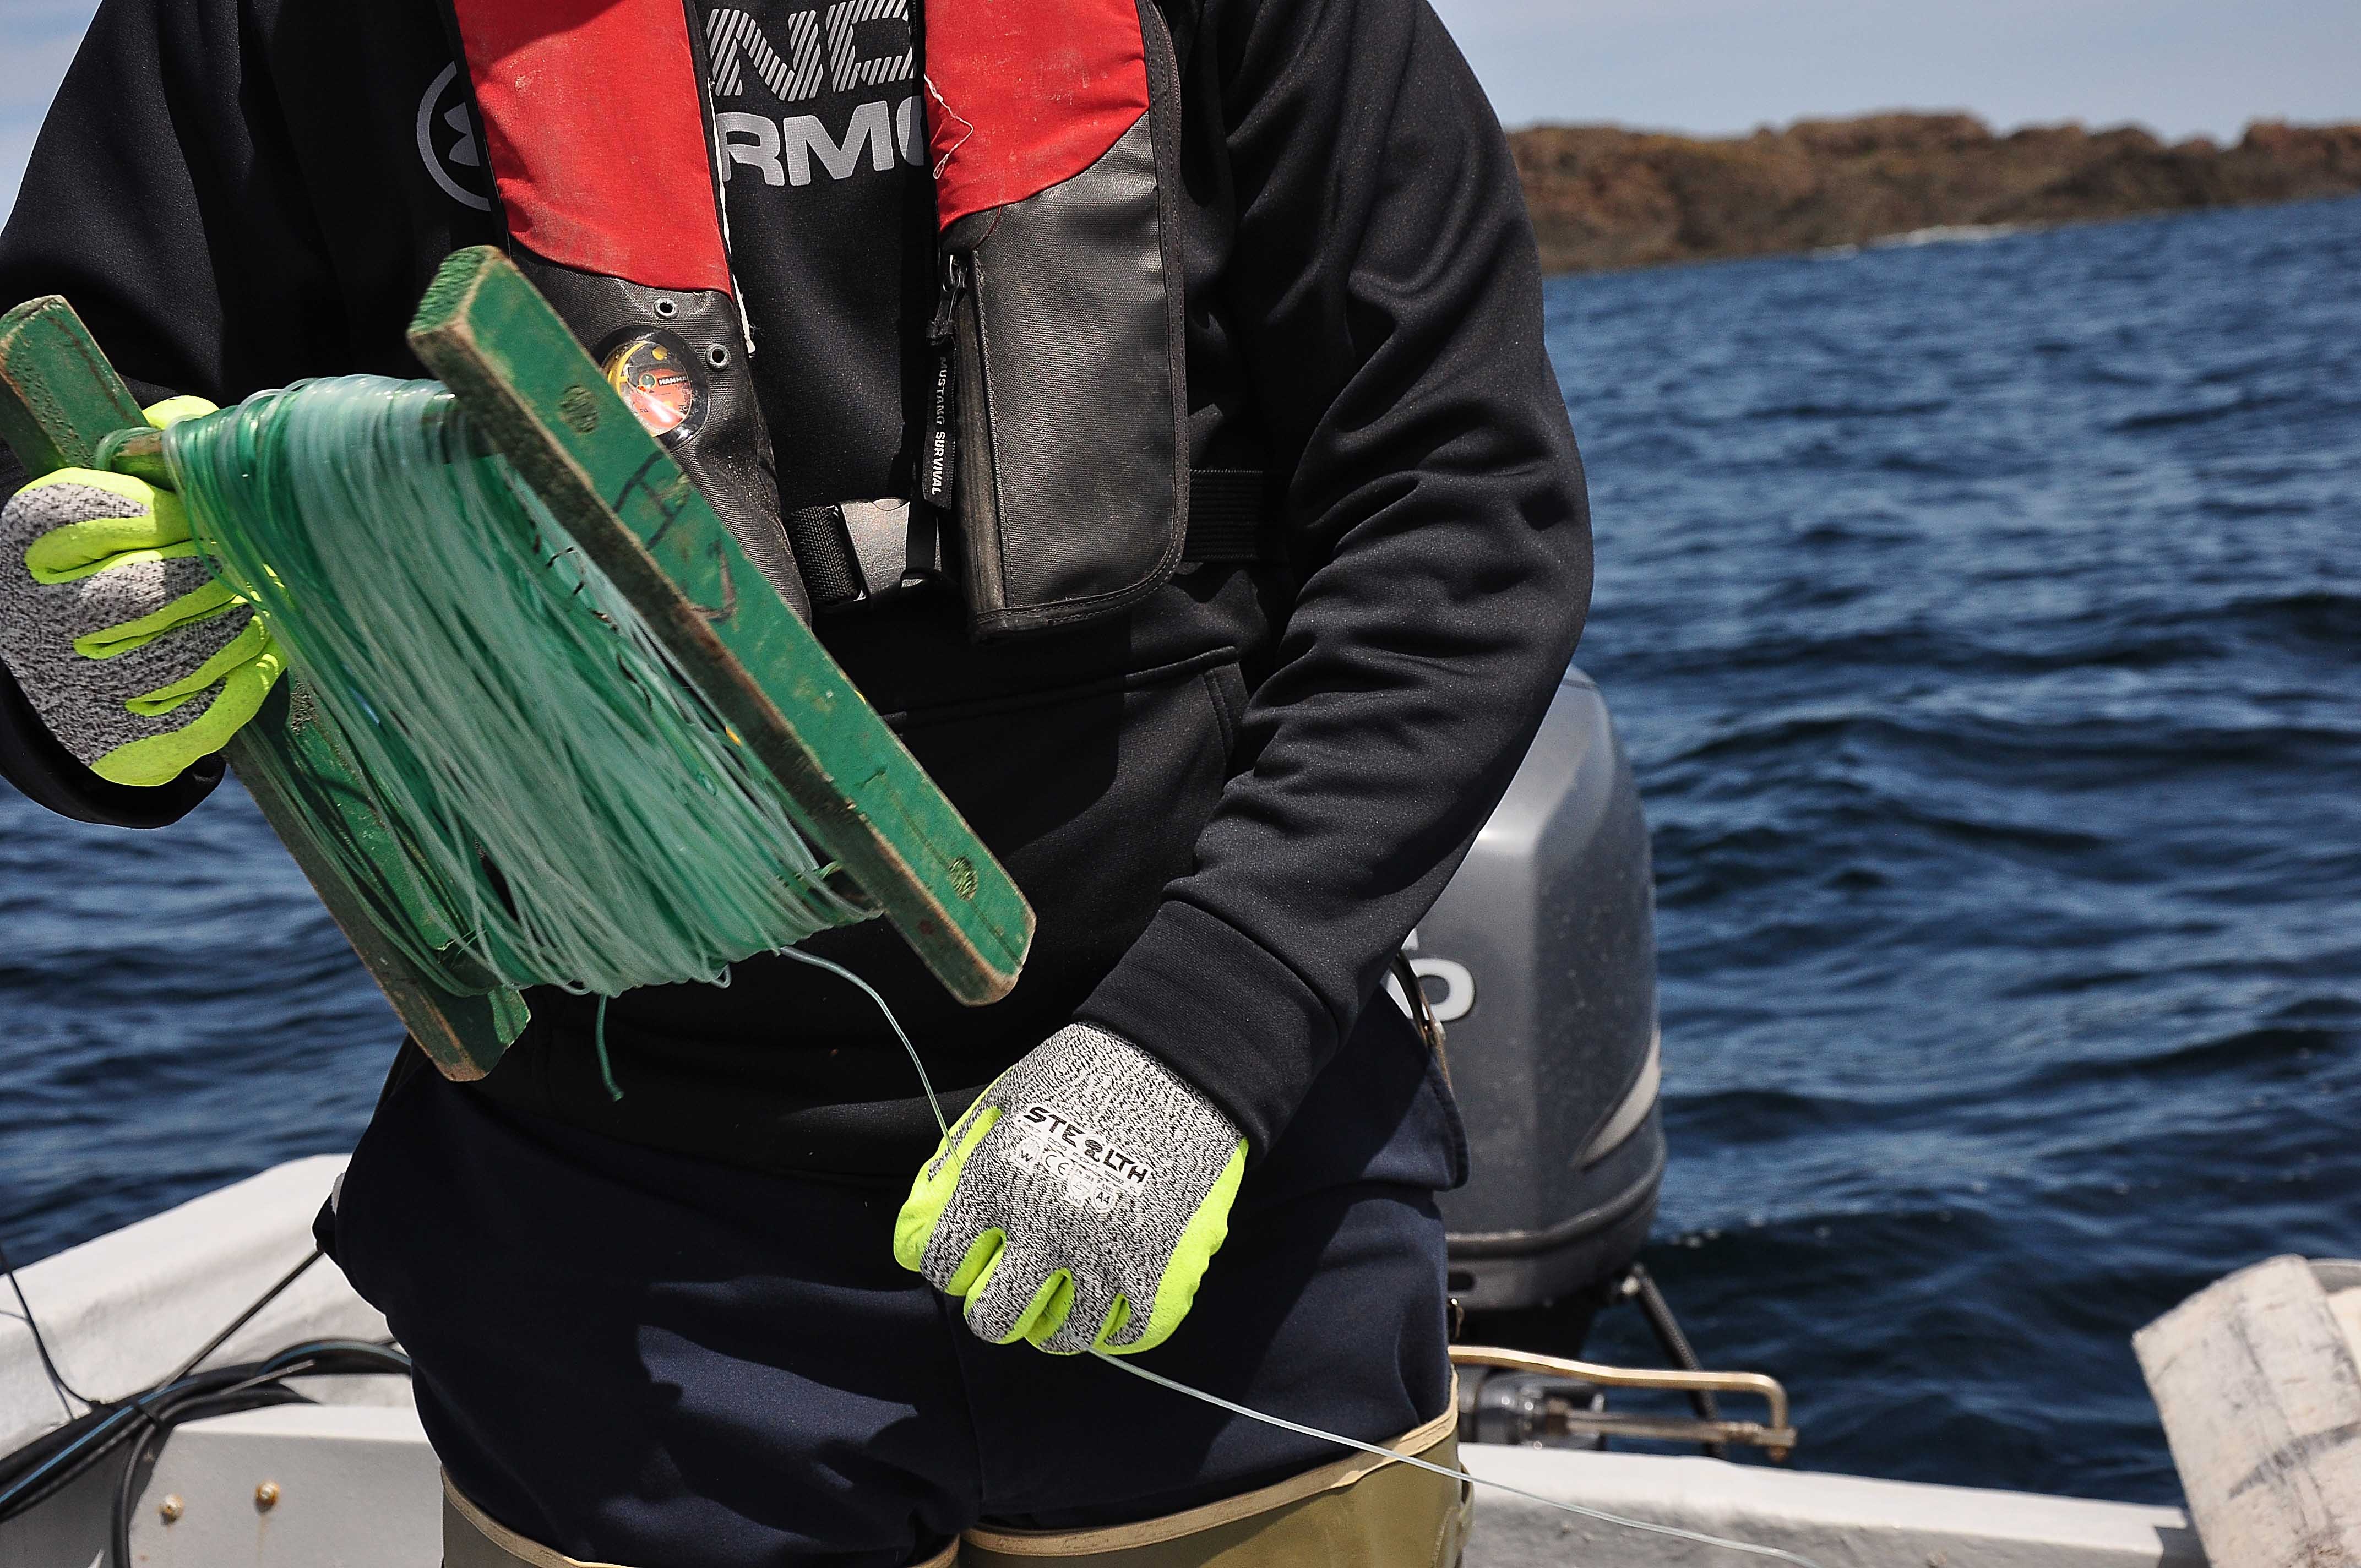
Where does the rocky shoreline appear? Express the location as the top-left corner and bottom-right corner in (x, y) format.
(1507, 113), (2361, 274)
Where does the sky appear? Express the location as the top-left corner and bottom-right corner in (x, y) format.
(2, 0), (2357, 210)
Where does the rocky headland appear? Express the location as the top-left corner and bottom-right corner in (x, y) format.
(1506, 113), (2361, 274)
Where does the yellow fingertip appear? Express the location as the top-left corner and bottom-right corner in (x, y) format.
(89, 738), (193, 788)
(18, 476), (197, 580)
(29, 533), (199, 586)
(86, 631), (280, 787)
(946, 1228), (1004, 1299)
(142, 395), (219, 431)
(1018, 1272), (1078, 1351)
(977, 1263), (1069, 1349)
(1090, 1297), (1135, 1354)
(75, 579), (241, 661)
(1108, 1140), (1249, 1356)
(18, 466), (155, 508)
(119, 616), (271, 708)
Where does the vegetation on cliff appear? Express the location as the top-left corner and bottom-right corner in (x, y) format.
(1506, 114), (2361, 274)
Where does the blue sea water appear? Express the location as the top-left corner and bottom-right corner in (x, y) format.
(4, 196), (2359, 1504)
(1560, 197), (2361, 1502)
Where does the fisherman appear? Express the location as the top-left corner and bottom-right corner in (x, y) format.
(0, 0), (1590, 1561)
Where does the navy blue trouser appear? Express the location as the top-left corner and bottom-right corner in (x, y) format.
(329, 1011), (1464, 1567)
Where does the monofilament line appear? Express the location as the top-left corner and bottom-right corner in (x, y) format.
(169, 376), (872, 997)
(802, 958), (1828, 1568)
(1094, 1352), (1827, 1568)
(168, 374), (1817, 1568)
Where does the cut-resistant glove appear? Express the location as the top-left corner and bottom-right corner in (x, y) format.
(0, 397), (282, 787)
(895, 1023), (1249, 1355)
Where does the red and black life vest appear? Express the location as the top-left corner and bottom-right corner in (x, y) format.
(440, 0), (1234, 638)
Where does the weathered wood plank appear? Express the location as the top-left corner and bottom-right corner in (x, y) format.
(0, 295), (518, 1079)
(406, 246), (1032, 1005)
(2135, 1255), (2361, 1568)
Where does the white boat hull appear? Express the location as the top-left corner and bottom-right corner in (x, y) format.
(0, 1161), (2202, 1568)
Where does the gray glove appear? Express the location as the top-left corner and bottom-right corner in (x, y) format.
(894, 1023), (1248, 1354)
(0, 398), (281, 787)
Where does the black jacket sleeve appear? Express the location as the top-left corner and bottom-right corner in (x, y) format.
(0, 0), (343, 825)
(1078, 0), (1592, 1151)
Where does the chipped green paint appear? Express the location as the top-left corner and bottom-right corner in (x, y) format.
(1, 255), (1032, 1069)
(405, 247), (1030, 1004)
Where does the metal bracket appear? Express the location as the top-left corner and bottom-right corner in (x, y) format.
(1450, 1344), (1798, 1461)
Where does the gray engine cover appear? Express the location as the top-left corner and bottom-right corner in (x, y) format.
(1406, 669), (1663, 1312)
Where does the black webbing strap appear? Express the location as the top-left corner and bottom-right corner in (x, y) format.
(1182, 468), (1282, 563)
(786, 468), (1282, 613)
(781, 503), (867, 610)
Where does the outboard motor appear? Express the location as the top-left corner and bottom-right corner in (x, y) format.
(1405, 668), (1663, 1336)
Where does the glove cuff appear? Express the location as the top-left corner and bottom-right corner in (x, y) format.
(1081, 900), (1334, 1156)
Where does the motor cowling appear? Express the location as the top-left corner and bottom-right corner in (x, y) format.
(1404, 668), (1663, 1316)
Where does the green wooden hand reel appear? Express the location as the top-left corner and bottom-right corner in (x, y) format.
(0, 246), (1032, 1078)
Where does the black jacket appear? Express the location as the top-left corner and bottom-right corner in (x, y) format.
(0, 0), (1591, 1174)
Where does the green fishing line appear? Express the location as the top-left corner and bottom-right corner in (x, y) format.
(164, 375), (871, 999)
(154, 382), (1819, 1567)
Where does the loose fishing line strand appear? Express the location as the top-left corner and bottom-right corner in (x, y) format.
(1095, 1354), (1826, 1568)
(793, 954), (1826, 1568)
(168, 376), (871, 998)
(161, 376), (1813, 1565)
(775, 945), (951, 1136)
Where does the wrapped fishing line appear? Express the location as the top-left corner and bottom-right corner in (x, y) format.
(164, 375), (871, 1000)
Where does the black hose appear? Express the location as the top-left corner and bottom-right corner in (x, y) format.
(0, 1403), (129, 1516)
(0, 1240), (322, 1511)
(0, 1361), (269, 1521)
(0, 1343), (408, 1526)
(0, 1217), (412, 1564)
(102, 1342), (411, 1562)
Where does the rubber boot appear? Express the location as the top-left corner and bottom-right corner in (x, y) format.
(959, 1407), (1470, 1568)
(441, 1408), (1467, 1568)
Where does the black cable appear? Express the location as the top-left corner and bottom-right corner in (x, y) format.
(104, 1342), (409, 1561)
(86, 1246), (323, 1549)
(0, 1227), (319, 1509)
(0, 1364), (259, 1521)
(0, 1230), (385, 1529)
(161, 1247), (323, 1387)
(109, 1366), (318, 1566)
(0, 1232), (97, 1416)
(0, 1404), (129, 1516)
(0, 1342), (408, 1527)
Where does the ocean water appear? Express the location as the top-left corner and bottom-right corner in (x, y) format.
(1562, 196), (2361, 1502)
(5, 195), (2359, 1503)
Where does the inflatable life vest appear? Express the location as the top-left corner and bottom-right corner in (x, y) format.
(438, 0), (1254, 639)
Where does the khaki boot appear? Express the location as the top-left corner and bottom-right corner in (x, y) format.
(960, 1404), (1470, 1568)
(442, 1405), (1467, 1568)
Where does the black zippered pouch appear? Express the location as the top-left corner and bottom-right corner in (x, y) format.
(923, 0), (1193, 641)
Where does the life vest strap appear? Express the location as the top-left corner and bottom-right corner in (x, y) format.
(1178, 469), (1282, 564)
(800, 471), (1280, 614)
